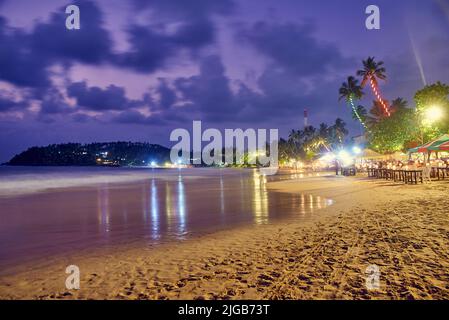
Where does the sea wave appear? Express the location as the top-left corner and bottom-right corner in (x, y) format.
(0, 166), (238, 196)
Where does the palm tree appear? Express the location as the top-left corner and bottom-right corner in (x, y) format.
(353, 105), (367, 123)
(339, 76), (364, 101)
(288, 129), (300, 146)
(368, 97), (407, 124)
(318, 123), (329, 138)
(313, 123), (332, 152)
(339, 76), (367, 129)
(332, 118), (348, 145)
(390, 98), (408, 113)
(363, 100), (381, 126)
(357, 57), (391, 117)
(302, 126), (317, 152)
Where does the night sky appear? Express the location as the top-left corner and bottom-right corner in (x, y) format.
(0, 0), (448, 162)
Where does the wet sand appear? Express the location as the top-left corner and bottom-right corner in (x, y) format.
(1, 175), (449, 299)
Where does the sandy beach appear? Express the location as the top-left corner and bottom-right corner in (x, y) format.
(1, 175), (449, 300)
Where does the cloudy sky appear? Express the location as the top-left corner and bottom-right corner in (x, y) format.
(0, 0), (448, 162)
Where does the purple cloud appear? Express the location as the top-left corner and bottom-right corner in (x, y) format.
(67, 81), (142, 111)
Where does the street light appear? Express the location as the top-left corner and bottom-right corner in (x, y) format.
(423, 105), (444, 125)
(352, 146), (362, 155)
(338, 150), (353, 166)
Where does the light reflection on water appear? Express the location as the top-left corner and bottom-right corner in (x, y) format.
(89, 170), (333, 240)
(151, 179), (159, 240)
(0, 169), (333, 271)
(97, 187), (110, 235)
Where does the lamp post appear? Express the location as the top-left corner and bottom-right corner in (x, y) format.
(417, 105), (444, 144)
(418, 105), (444, 162)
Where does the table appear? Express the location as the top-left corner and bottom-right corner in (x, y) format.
(367, 168), (377, 178)
(433, 167), (449, 180)
(367, 168), (423, 184)
(403, 170), (423, 184)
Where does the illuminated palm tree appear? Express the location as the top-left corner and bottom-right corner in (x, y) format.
(339, 76), (367, 129)
(357, 57), (391, 117)
(353, 105), (367, 123)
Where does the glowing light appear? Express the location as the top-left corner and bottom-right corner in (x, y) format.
(370, 77), (390, 117)
(352, 146), (362, 155)
(177, 178), (186, 235)
(150, 179), (159, 239)
(423, 105), (444, 125)
(319, 152), (335, 163)
(338, 150), (350, 159)
(408, 28), (427, 86)
(338, 150), (354, 166)
(348, 95), (368, 129)
(150, 161), (157, 167)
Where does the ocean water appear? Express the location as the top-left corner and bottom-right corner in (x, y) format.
(0, 166), (333, 273)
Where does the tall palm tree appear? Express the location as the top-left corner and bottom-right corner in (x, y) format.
(339, 76), (367, 129)
(357, 57), (391, 117)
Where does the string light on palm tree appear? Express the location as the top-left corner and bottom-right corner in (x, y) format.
(357, 57), (391, 117)
(349, 95), (367, 129)
(369, 79), (391, 117)
(339, 76), (368, 130)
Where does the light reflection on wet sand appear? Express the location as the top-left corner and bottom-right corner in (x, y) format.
(0, 169), (333, 273)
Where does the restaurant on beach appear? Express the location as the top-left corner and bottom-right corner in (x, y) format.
(366, 134), (449, 184)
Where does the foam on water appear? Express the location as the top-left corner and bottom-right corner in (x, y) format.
(0, 166), (226, 196)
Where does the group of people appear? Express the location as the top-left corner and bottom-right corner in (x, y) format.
(366, 159), (449, 170)
(322, 156), (449, 176)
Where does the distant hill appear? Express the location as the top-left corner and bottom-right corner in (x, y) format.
(6, 142), (171, 166)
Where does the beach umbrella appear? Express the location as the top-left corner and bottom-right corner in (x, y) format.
(429, 140), (449, 152)
(408, 134), (449, 153)
(407, 146), (419, 153)
(419, 134), (449, 152)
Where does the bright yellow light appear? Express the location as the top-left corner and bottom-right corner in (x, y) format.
(319, 152), (335, 163)
(352, 146), (362, 155)
(338, 150), (354, 166)
(423, 105), (444, 124)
